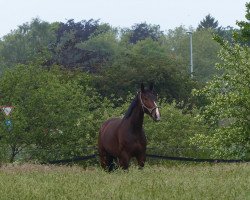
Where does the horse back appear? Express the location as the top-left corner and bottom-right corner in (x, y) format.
(99, 118), (121, 135)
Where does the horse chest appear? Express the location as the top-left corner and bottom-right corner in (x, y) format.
(119, 133), (146, 155)
(132, 141), (145, 153)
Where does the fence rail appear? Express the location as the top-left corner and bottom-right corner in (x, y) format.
(146, 154), (249, 163)
(45, 152), (250, 164)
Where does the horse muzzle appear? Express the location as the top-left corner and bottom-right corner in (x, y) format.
(151, 107), (161, 122)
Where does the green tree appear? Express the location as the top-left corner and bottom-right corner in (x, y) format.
(95, 38), (195, 106)
(197, 14), (221, 31)
(219, 26), (236, 43)
(165, 26), (221, 82)
(192, 40), (250, 159)
(126, 22), (164, 44)
(145, 102), (208, 157)
(235, 2), (250, 45)
(51, 19), (112, 72)
(76, 31), (119, 72)
(191, 3), (250, 159)
(192, 30), (221, 81)
(0, 18), (57, 69)
(0, 65), (110, 162)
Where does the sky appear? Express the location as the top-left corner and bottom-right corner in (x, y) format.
(0, 0), (247, 38)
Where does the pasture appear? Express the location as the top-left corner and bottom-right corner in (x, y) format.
(0, 163), (249, 200)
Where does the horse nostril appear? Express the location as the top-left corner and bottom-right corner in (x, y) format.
(153, 113), (160, 121)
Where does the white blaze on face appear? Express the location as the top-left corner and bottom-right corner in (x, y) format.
(153, 101), (160, 120)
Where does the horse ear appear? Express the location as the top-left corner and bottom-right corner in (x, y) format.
(141, 83), (145, 92)
(149, 82), (154, 91)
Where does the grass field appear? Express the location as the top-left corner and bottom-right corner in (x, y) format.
(0, 163), (249, 200)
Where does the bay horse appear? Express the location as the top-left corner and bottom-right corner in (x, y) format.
(98, 83), (160, 171)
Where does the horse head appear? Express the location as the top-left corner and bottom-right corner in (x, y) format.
(139, 83), (161, 121)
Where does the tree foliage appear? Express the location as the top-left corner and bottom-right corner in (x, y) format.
(191, 44), (250, 158)
(165, 26), (221, 82)
(76, 31), (119, 72)
(51, 19), (113, 72)
(0, 65), (112, 162)
(197, 14), (220, 31)
(0, 18), (231, 104)
(192, 41), (250, 159)
(145, 102), (208, 157)
(127, 22), (164, 44)
(0, 18), (57, 68)
(191, 4), (250, 159)
(0, 14), (245, 163)
(94, 38), (196, 106)
(234, 2), (250, 45)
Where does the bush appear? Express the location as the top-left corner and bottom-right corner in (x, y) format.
(0, 65), (209, 164)
(144, 102), (208, 158)
(191, 42), (250, 159)
(0, 65), (114, 162)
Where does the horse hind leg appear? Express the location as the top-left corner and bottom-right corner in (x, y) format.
(99, 148), (109, 169)
(107, 156), (117, 172)
(104, 154), (117, 172)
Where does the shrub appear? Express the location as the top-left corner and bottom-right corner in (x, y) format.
(144, 102), (208, 157)
(0, 65), (113, 162)
(191, 42), (250, 159)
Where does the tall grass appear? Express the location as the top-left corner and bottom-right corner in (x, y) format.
(0, 163), (249, 200)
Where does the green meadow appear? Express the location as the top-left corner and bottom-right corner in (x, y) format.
(0, 163), (249, 200)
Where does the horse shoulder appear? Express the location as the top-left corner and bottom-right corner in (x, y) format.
(99, 118), (122, 149)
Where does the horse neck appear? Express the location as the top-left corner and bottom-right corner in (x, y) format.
(128, 99), (144, 130)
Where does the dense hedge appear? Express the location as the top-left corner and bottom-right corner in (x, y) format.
(0, 65), (208, 163)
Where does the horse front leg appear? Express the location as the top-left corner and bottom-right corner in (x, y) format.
(136, 153), (146, 169)
(118, 152), (130, 170)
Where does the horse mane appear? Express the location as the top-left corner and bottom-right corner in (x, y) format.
(123, 95), (138, 119)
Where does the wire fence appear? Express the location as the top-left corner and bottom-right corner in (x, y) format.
(42, 146), (250, 164)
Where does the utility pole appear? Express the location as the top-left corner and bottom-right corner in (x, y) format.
(186, 31), (193, 78)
